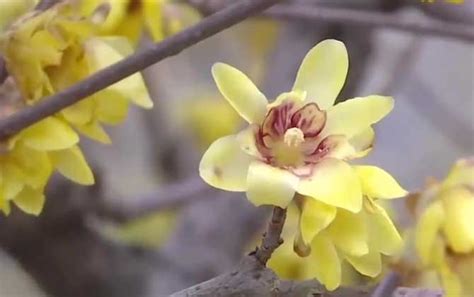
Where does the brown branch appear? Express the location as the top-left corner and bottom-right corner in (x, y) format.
(0, 0), (281, 140)
(254, 206), (287, 265)
(266, 4), (474, 42)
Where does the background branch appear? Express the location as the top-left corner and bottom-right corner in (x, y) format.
(266, 4), (474, 42)
(0, 0), (281, 141)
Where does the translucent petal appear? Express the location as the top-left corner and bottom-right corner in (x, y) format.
(345, 250), (382, 278)
(349, 127), (374, 158)
(246, 161), (298, 208)
(441, 188), (474, 253)
(367, 202), (403, 255)
(86, 37), (153, 108)
(212, 63), (268, 123)
(327, 209), (369, 257)
(199, 135), (253, 191)
(297, 159), (362, 213)
(49, 146), (95, 185)
(299, 197), (336, 244)
(13, 186), (45, 216)
(309, 233), (341, 291)
(354, 166), (407, 199)
(322, 96), (394, 139)
(292, 39), (348, 110)
(20, 117), (79, 151)
(415, 201), (445, 265)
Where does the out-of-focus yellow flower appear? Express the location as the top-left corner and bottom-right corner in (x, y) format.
(0, 3), (152, 215)
(0, 79), (91, 215)
(200, 39), (405, 211)
(80, 0), (200, 45)
(414, 158), (474, 297)
(1, 3), (153, 143)
(0, 0), (36, 32)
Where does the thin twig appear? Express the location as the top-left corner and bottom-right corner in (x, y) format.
(253, 206), (287, 265)
(266, 4), (474, 42)
(372, 271), (402, 297)
(0, 0), (60, 85)
(0, 0), (280, 140)
(98, 177), (211, 222)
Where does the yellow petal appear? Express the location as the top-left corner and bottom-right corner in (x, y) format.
(76, 122), (112, 144)
(309, 233), (341, 291)
(236, 125), (261, 158)
(345, 250), (382, 278)
(144, 0), (164, 40)
(415, 201), (445, 266)
(2, 164), (25, 200)
(349, 127), (374, 158)
(246, 161), (298, 208)
(292, 39), (348, 110)
(354, 165), (407, 199)
(96, 91), (130, 125)
(297, 159), (362, 213)
(441, 188), (474, 253)
(86, 37), (153, 109)
(199, 135), (253, 191)
(20, 117), (79, 151)
(61, 98), (95, 125)
(13, 186), (45, 216)
(322, 96), (394, 139)
(439, 265), (463, 297)
(11, 145), (52, 189)
(212, 63), (268, 123)
(299, 197), (336, 244)
(49, 146), (94, 185)
(442, 158), (474, 189)
(327, 209), (369, 257)
(367, 202), (403, 255)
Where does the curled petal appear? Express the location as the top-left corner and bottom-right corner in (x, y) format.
(292, 39), (348, 110)
(354, 166), (407, 199)
(415, 201), (445, 266)
(212, 63), (268, 123)
(49, 146), (95, 185)
(290, 103), (326, 138)
(327, 209), (369, 257)
(297, 159), (362, 213)
(246, 161), (298, 208)
(20, 117), (79, 151)
(322, 96), (394, 139)
(345, 250), (382, 278)
(298, 197), (336, 244)
(309, 233), (341, 291)
(199, 135), (253, 191)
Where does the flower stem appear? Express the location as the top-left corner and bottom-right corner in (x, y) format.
(254, 206), (287, 265)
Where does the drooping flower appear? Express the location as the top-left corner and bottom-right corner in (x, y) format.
(414, 158), (474, 297)
(200, 39), (405, 212)
(0, 3), (152, 215)
(0, 79), (91, 215)
(1, 2), (153, 143)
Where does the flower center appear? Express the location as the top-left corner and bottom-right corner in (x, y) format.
(284, 127), (304, 148)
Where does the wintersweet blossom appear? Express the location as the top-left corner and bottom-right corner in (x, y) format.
(1, 3), (153, 143)
(200, 39), (405, 212)
(415, 158), (474, 297)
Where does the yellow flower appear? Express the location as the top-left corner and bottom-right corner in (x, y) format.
(200, 39), (405, 211)
(0, 79), (92, 215)
(80, 0), (200, 45)
(1, 3), (153, 143)
(0, 0), (36, 32)
(415, 158), (474, 297)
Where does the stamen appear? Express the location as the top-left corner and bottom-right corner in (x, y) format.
(284, 128), (304, 147)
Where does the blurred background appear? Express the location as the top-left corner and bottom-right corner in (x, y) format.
(0, 0), (472, 296)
